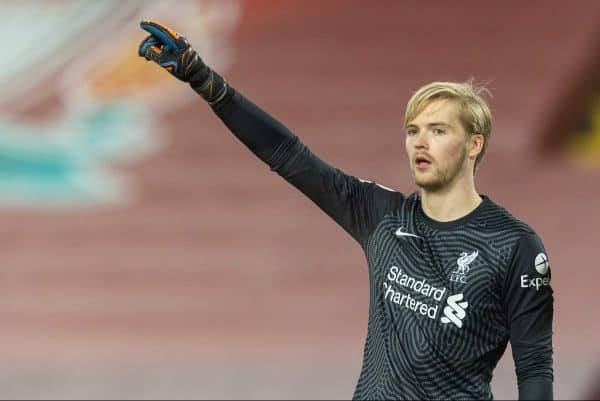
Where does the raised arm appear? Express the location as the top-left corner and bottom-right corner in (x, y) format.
(137, 20), (401, 246)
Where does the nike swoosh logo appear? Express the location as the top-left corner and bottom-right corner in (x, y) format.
(395, 227), (423, 239)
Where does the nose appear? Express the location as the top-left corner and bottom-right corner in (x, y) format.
(413, 131), (429, 150)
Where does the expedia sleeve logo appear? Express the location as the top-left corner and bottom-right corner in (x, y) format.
(534, 253), (549, 275)
(520, 252), (551, 291)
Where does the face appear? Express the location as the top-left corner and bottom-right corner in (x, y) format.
(405, 99), (475, 192)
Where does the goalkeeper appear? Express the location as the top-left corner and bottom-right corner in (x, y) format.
(138, 20), (554, 400)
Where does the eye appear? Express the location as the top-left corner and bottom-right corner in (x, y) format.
(406, 128), (418, 136)
(433, 128), (445, 135)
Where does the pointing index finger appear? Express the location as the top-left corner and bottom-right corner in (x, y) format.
(140, 20), (181, 52)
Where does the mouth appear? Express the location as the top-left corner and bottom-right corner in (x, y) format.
(414, 155), (432, 169)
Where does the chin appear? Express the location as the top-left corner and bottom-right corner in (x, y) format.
(415, 181), (445, 192)
(413, 173), (445, 192)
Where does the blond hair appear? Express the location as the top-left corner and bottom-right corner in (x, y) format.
(404, 80), (492, 170)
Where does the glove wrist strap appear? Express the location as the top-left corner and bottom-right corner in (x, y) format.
(190, 69), (228, 106)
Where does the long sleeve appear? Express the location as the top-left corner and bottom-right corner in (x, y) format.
(209, 87), (402, 245)
(502, 233), (554, 400)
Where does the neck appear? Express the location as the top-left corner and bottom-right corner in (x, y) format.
(420, 173), (482, 222)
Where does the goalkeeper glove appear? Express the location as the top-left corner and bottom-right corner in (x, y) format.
(138, 19), (228, 105)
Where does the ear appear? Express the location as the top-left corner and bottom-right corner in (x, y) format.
(468, 133), (484, 161)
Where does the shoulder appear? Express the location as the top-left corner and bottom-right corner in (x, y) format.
(482, 198), (550, 277)
(478, 197), (548, 267)
(355, 177), (407, 207)
(357, 177), (403, 195)
(480, 197), (539, 239)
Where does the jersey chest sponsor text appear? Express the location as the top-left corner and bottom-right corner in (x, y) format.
(382, 265), (468, 328)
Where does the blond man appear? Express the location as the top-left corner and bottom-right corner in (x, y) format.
(138, 20), (553, 400)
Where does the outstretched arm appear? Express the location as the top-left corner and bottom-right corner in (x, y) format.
(138, 20), (401, 245)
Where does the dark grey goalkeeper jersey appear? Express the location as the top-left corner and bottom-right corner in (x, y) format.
(211, 88), (554, 400)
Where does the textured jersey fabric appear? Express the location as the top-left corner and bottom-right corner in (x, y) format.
(212, 88), (554, 400)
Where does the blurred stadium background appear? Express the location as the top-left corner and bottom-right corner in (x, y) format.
(0, 0), (599, 399)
